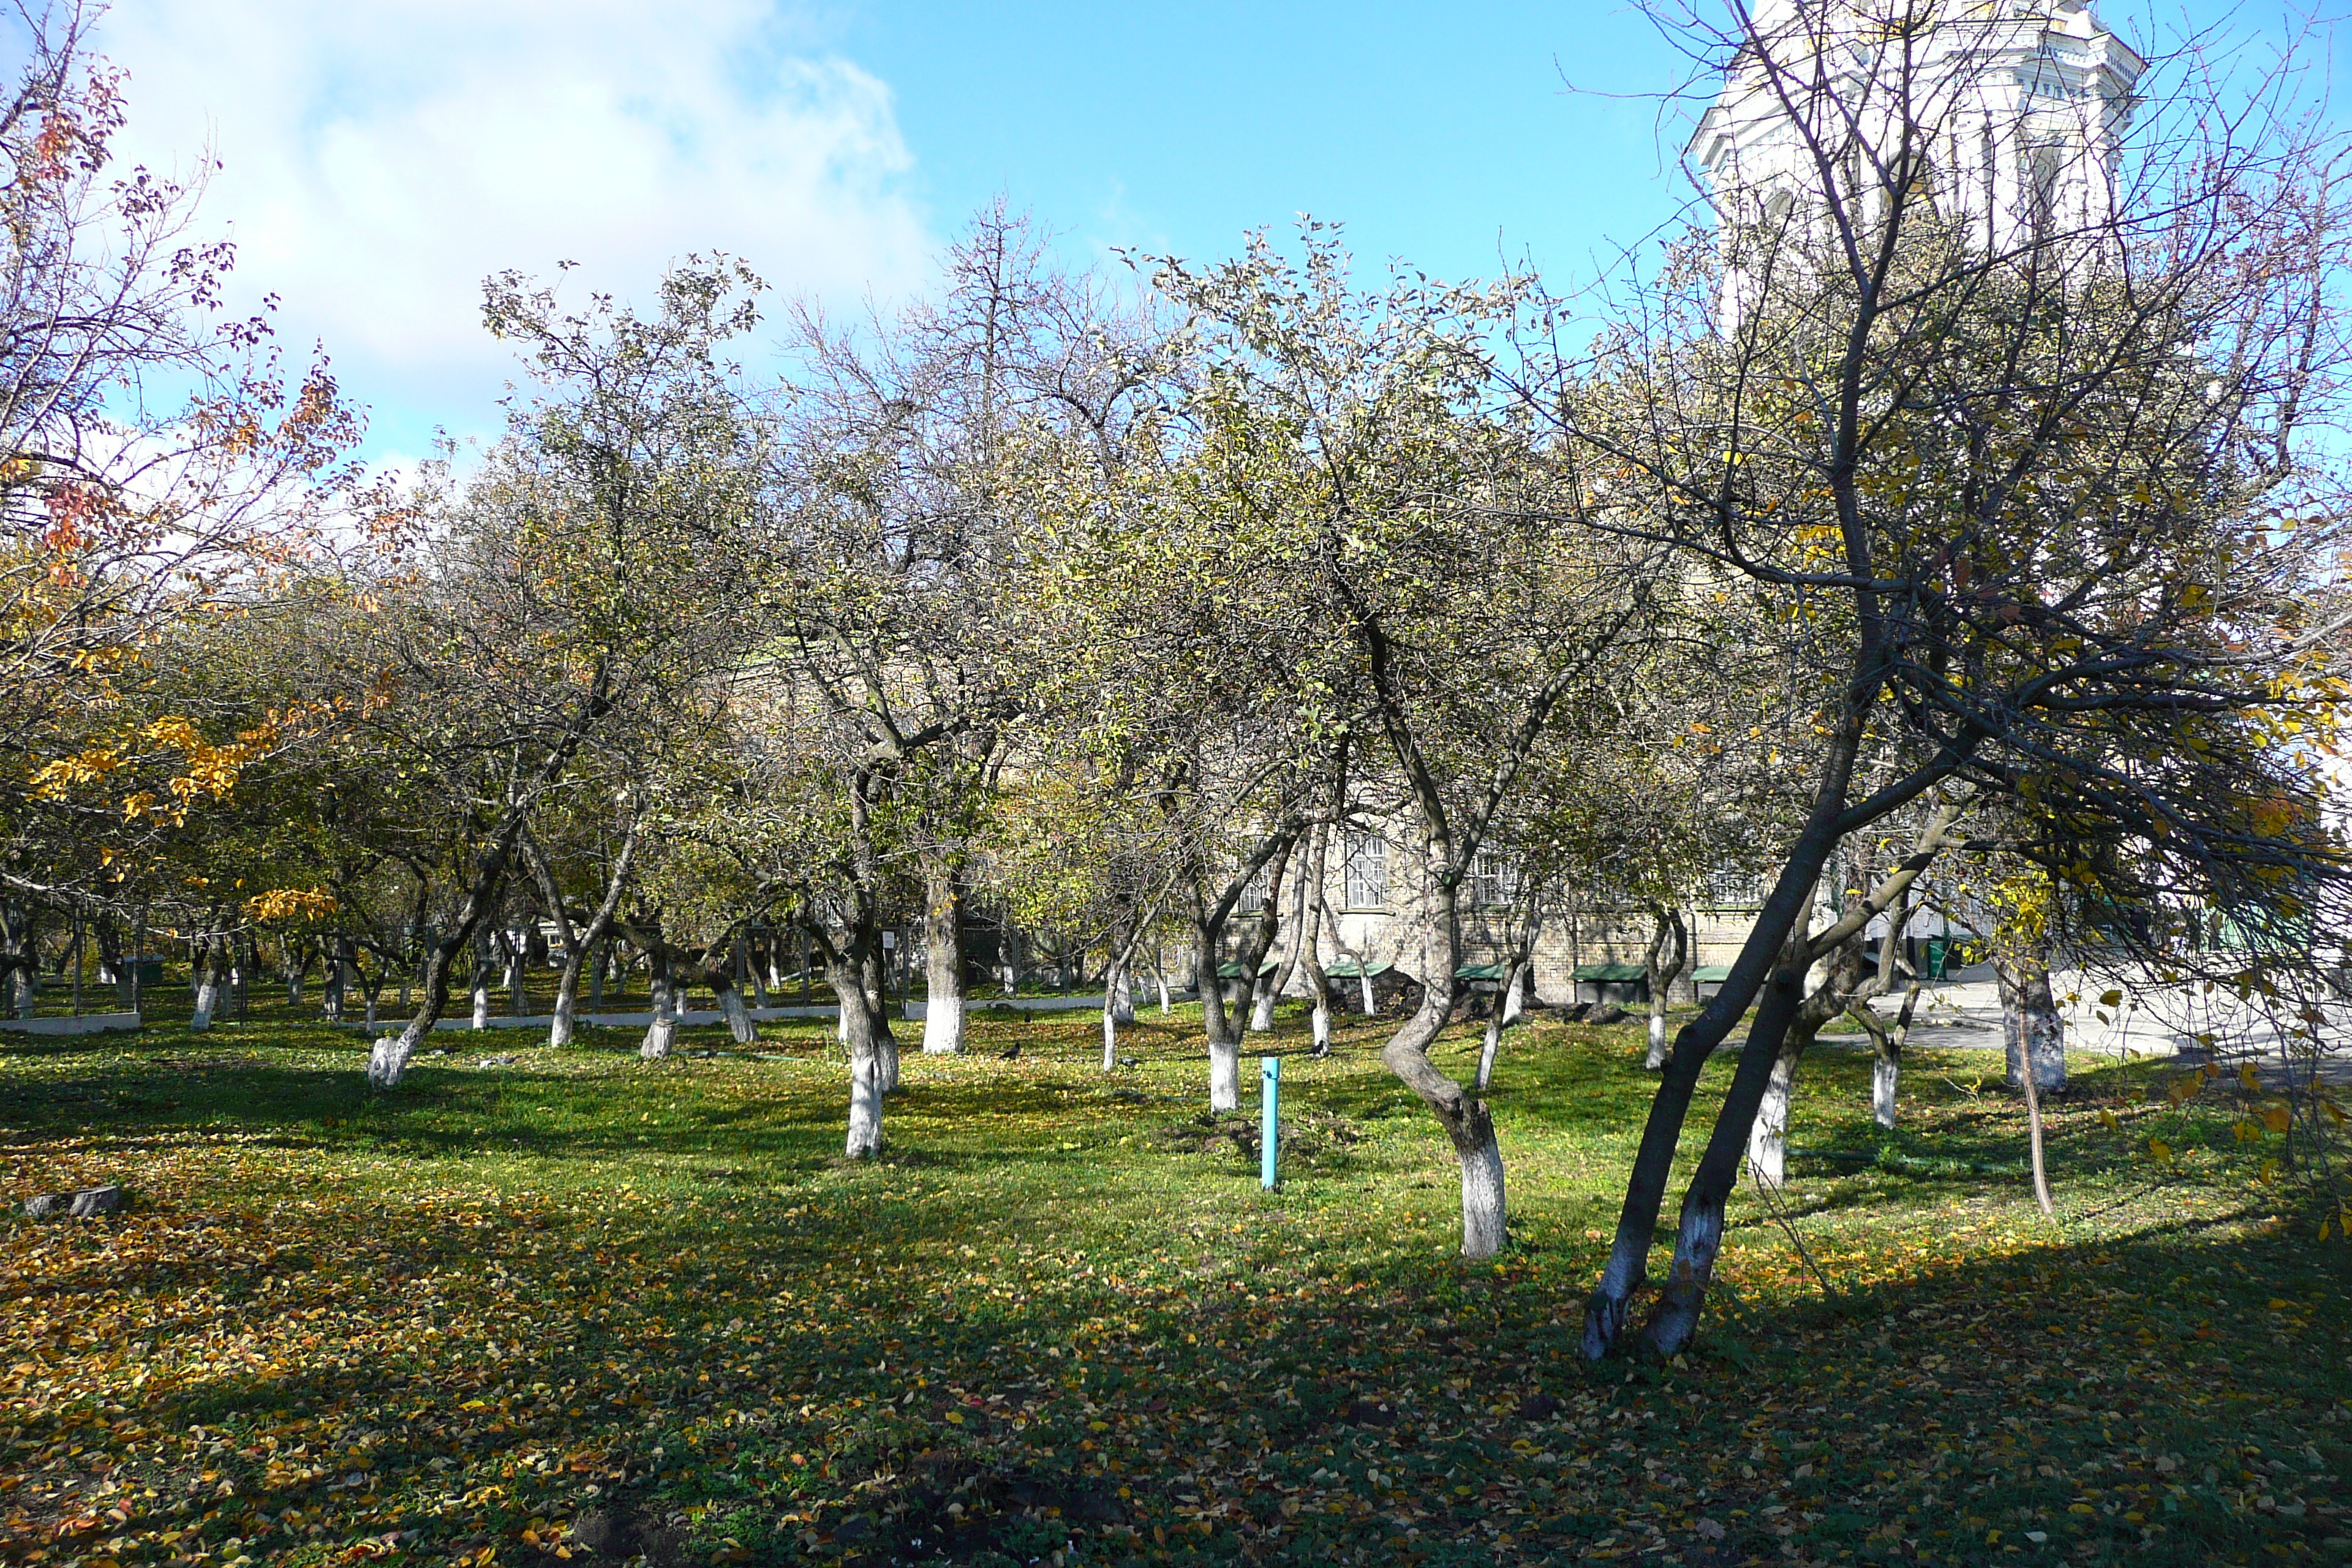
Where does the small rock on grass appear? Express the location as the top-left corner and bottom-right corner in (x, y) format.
(23, 1184), (122, 1219)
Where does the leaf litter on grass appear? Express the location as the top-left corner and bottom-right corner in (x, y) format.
(0, 1000), (2345, 1567)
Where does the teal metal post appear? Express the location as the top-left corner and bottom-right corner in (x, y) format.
(1260, 1055), (1281, 1189)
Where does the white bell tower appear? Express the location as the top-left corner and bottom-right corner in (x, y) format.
(1686, 1), (2144, 286)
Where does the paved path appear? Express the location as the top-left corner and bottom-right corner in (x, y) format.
(1815, 963), (2351, 1087)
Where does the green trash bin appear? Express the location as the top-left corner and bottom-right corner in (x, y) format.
(1924, 936), (1956, 979)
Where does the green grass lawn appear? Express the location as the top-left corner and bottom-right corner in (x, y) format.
(1, 992), (2345, 1567)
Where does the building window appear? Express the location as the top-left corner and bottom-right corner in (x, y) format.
(1471, 848), (1518, 910)
(1343, 831), (1387, 910)
(1705, 868), (1767, 910)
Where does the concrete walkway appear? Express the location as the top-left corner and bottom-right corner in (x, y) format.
(1817, 962), (2350, 1086)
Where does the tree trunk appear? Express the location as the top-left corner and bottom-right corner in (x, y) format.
(1112, 961), (1135, 1023)
(99, 919), (131, 1009)
(1256, 855), (1313, 1031)
(1857, 980), (1921, 1130)
(320, 936), (347, 1022)
(863, 942), (900, 1093)
(641, 960), (677, 1060)
(1643, 907), (1689, 1071)
(711, 958), (758, 1045)
(921, 859), (966, 1055)
(372, 829), (521, 1087)
(825, 932), (893, 1158)
(1378, 840), (1507, 1259)
(1477, 957), (1530, 1095)
(1585, 790), (1966, 1360)
(469, 928), (492, 1030)
(1230, 836), (1296, 1035)
(1997, 949), (2063, 1216)
(1997, 949), (2066, 1093)
(1296, 821), (1336, 1056)
(189, 935), (225, 1031)
(1746, 1027), (1812, 1188)
(1195, 913), (1243, 1112)
(1101, 990), (1120, 1072)
(499, 928), (525, 1016)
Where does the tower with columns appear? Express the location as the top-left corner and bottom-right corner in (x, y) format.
(1685, 0), (2144, 318)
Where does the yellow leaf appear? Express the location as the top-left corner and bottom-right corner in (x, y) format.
(2239, 1063), (2261, 1091)
(2148, 1139), (2174, 1165)
(2100, 990), (2123, 1008)
(2098, 1108), (2120, 1131)
(2261, 1104), (2291, 1134)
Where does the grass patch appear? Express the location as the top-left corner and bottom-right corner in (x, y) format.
(1, 991), (2345, 1565)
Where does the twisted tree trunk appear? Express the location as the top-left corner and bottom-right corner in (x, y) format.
(370, 822), (523, 1088)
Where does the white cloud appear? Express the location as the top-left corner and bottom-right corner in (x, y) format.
(96, 0), (935, 452)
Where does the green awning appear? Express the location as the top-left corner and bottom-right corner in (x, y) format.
(1572, 962), (1647, 983)
(1455, 962), (1508, 981)
(1215, 960), (1279, 979)
(1324, 960), (1395, 980)
(1694, 964), (1732, 983)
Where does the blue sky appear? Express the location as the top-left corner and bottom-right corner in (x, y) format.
(87, 1), (2304, 469)
(833, 1), (1695, 283)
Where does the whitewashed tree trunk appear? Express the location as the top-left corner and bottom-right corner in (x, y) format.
(1872, 1054), (1899, 1128)
(1643, 907), (1688, 1071)
(190, 951), (221, 1032)
(1359, 973), (1376, 1016)
(1868, 980), (1921, 1130)
(832, 943), (891, 1158)
(922, 865), (966, 1055)
(1112, 962), (1135, 1023)
(1460, 1123), (1508, 1259)
(1101, 1000), (1119, 1071)
(372, 825), (524, 1089)
(1248, 985), (1277, 1032)
(716, 971), (758, 1044)
(1154, 960), (1172, 1014)
(641, 967), (676, 1059)
(547, 975), (578, 1048)
(1997, 951), (2067, 1092)
(846, 1046), (883, 1158)
(470, 940), (491, 1029)
(1207, 1036), (1240, 1112)
(1747, 1027), (1818, 1188)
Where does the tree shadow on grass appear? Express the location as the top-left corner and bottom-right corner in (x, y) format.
(13, 1180), (2340, 1568)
